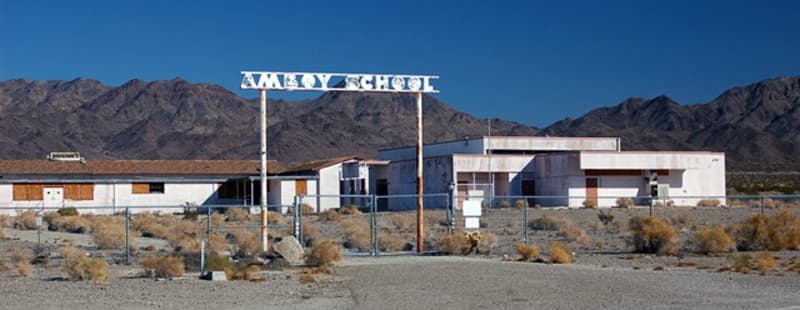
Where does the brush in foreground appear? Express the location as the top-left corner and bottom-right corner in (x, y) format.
(549, 241), (574, 264)
(515, 243), (540, 261)
(628, 216), (677, 254)
(139, 255), (185, 278)
(307, 239), (342, 267)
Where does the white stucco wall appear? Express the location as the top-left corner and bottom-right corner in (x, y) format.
(378, 138), (485, 161)
(0, 182), (225, 215)
(485, 136), (620, 152)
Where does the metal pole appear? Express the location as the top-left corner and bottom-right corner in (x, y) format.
(415, 92), (424, 253)
(293, 196), (301, 240)
(371, 194), (377, 256)
(260, 89), (269, 253)
(200, 240), (206, 275)
(523, 198), (529, 244)
(206, 205), (211, 237)
(760, 195), (765, 214)
(125, 207), (130, 264)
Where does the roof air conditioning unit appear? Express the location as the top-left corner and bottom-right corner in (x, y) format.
(47, 152), (85, 162)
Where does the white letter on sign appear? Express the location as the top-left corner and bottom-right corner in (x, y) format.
(391, 77), (405, 90)
(423, 77), (435, 92)
(240, 72), (256, 89)
(345, 75), (360, 90)
(360, 75), (373, 90)
(257, 73), (282, 89)
(316, 74), (332, 89)
(374, 75), (389, 90)
(301, 74), (316, 88)
(284, 74), (298, 89)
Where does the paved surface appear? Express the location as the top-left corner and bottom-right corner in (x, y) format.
(337, 256), (800, 310)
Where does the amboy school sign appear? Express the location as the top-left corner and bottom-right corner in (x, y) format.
(241, 71), (438, 93)
(241, 71), (438, 254)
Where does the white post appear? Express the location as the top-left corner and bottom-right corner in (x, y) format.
(416, 92), (424, 253)
(260, 89), (269, 252)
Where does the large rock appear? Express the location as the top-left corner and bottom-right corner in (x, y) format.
(272, 236), (305, 266)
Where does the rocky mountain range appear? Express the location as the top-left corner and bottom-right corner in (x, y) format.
(1, 76), (799, 171)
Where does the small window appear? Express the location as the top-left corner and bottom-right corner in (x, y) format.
(132, 182), (165, 194)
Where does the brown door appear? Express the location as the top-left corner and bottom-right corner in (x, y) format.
(376, 179), (389, 211)
(295, 180), (307, 195)
(586, 178), (598, 206)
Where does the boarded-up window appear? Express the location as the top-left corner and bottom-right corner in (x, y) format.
(132, 182), (165, 194)
(63, 184), (94, 200)
(12, 184), (45, 201)
(295, 180), (307, 195)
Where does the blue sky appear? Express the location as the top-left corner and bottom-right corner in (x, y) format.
(1, 0), (799, 126)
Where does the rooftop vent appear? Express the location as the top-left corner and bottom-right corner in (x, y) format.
(47, 152), (85, 163)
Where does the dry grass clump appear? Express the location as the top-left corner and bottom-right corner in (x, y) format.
(615, 197), (634, 208)
(549, 241), (574, 264)
(58, 207), (80, 216)
(597, 209), (615, 226)
(165, 220), (204, 253)
(557, 224), (591, 247)
(515, 243), (540, 261)
(9, 248), (34, 277)
(92, 219), (135, 250)
(268, 212), (285, 225)
(733, 211), (800, 251)
(528, 215), (567, 231)
(391, 213), (415, 232)
(16, 261), (33, 277)
(206, 232), (229, 255)
(436, 231), (470, 255)
(697, 199), (721, 207)
(694, 225), (734, 254)
(307, 239), (342, 267)
(628, 216), (677, 255)
(0, 215), (6, 239)
(228, 229), (262, 257)
(289, 204), (316, 215)
(132, 213), (171, 239)
(14, 211), (39, 230)
(210, 212), (225, 226)
(232, 265), (263, 281)
(320, 209), (342, 223)
(341, 218), (371, 251)
(582, 199), (598, 209)
(139, 255), (185, 278)
(754, 252), (775, 273)
(478, 231), (498, 253)
(49, 216), (92, 234)
(514, 199), (528, 209)
(62, 250), (108, 284)
(225, 208), (251, 222)
(378, 235), (408, 252)
(339, 205), (361, 215)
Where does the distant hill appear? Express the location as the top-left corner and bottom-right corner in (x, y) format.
(541, 77), (800, 171)
(1, 76), (799, 171)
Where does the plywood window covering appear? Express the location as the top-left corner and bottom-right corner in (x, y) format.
(64, 184), (94, 200)
(13, 184), (45, 201)
(132, 182), (164, 194)
(295, 180), (307, 195)
(13, 183), (94, 201)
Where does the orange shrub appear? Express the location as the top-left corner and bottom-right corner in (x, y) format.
(549, 242), (574, 264)
(628, 216), (677, 254)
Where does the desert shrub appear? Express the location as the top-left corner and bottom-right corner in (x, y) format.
(378, 235), (408, 252)
(498, 199), (512, 209)
(10, 248), (34, 264)
(734, 211), (800, 251)
(307, 239), (343, 267)
(58, 246), (84, 259)
(528, 215), (566, 231)
(225, 208), (251, 222)
(92, 221), (135, 250)
(210, 212), (225, 226)
(320, 209), (342, 223)
(16, 261), (32, 277)
(513, 199), (528, 209)
(57, 207), (80, 216)
(549, 242), (574, 264)
(515, 243), (540, 261)
(288, 222), (321, 247)
(49, 216), (92, 234)
(62, 253), (108, 284)
(205, 254), (235, 279)
(671, 212), (692, 227)
(558, 224), (591, 247)
(339, 205), (361, 215)
(207, 232), (229, 255)
(726, 253), (752, 273)
(628, 216), (677, 254)
(0, 216), (5, 239)
(228, 229), (262, 257)
(597, 210), (615, 226)
(615, 198), (634, 208)
(697, 199), (721, 208)
(478, 231), (498, 253)
(268, 212), (285, 225)
(436, 231), (469, 255)
(755, 252), (775, 272)
(139, 255), (185, 278)
(391, 213), (415, 232)
(132, 214), (170, 239)
(14, 211), (39, 230)
(341, 218), (370, 251)
(582, 200), (598, 209)
(289, 204), (316, 215)
(232, 264), (263, 281)
(694, 225), (734, 254)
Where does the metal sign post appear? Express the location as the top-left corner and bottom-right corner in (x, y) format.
(240, 71), (439, 253)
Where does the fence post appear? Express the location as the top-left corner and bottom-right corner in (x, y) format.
(523, 197), (529, 244)
(293, 196), (300, 240)
(206, 206), (212, 237)
(124, 207), (130, 264)
(297, 196), (304, 244)
(200, 240), (206, 275)
(371, 194), (377, 256)
(448, 183), (456, 234)
(760, 195), (765, 214)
